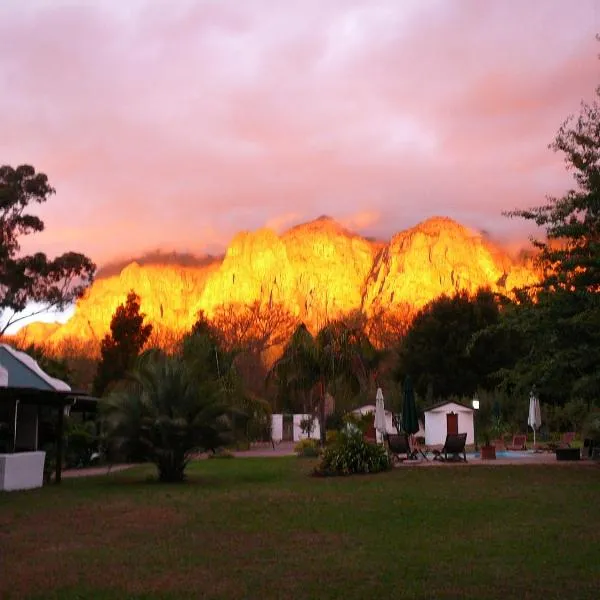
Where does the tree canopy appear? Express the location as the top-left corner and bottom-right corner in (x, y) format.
(502, 84), (600, 404)
(93, 291), (153, 396)
(270, 320), (383, 443)
(395, 289), (515, 400)
(0, 164), (95, 335)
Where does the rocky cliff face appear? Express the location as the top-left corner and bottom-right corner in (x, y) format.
(18, 216), (537, 347)
(362, 217), (536, 314)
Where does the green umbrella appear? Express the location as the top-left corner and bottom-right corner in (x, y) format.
(402, 376), (419, 436)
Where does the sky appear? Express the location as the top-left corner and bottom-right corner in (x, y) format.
(1, 0), (599, 268)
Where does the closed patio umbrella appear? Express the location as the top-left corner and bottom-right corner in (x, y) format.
(402, 376), (419, 457)
(402, 376), (419, 437)
(528, 389), (542, 448)
(374, 388), (386, 444)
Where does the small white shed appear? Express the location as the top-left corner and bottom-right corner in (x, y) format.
(424, 401), (474, 446)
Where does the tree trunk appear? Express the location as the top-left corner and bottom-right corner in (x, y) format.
(319, 379), (326, 447)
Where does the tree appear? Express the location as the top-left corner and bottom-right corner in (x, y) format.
(395, 289), (516, 399)
(502, 83), (600, 404)
(101, 347), (232, 482)
(270, 320), (380, 444)
(0, 164), (95, 335)
(183, 314), (272, 445)
(93, 291), (153, 396)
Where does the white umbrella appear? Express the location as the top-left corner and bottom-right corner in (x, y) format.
(528, 390), (542, 448)
(374, 388), (386, 444)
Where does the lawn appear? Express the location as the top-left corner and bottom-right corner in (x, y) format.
(1, 459), (599, 600)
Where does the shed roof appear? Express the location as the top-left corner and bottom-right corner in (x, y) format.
(424, 400), (474, 413)
(0, 344), (71, 391)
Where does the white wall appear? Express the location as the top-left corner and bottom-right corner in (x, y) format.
(293, 414), (321, 442)
(0, 451), (46, 491)
(271, 414), (321, 442)
(425, 405), (474, 446)
(271, 414), (283, 443)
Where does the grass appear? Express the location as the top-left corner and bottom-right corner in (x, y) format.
(1, 458), (599, 600)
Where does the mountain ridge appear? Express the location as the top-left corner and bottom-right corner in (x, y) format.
(16, 215), (538, 348)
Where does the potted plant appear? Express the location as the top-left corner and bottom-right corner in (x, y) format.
(480, 429), (496, 460)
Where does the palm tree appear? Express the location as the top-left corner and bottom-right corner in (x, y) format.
(270, 320), (381, 445)
(102, 347), (232, 482)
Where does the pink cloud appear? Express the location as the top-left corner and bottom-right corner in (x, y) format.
(0, 0), (597, 267)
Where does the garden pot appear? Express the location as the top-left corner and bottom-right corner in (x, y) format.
(480, 445), (496, 460)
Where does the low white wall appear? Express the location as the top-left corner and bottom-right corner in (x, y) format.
(0, 451), (46, 492)
(293, 414), (321, 441)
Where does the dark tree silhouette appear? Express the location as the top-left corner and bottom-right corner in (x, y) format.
(0, 164), (95, 335)
(93, 291), (152, 396)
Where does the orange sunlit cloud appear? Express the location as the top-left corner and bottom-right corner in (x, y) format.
(1, 0), (598, 266)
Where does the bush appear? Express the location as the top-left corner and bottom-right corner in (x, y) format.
(583, 412), (600, 442)
(325, 411), (345, 431)
(343, 412), (373, 434)
(65, 420), (98, 468)
(314, 428), (391, 476)
(326, 430), (339, 445)
(295, 438), (321, 457)
(208, 449), (235, 459)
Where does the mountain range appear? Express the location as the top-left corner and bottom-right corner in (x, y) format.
(17, 216), (537, 349)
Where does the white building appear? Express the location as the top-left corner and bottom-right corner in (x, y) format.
(424, 401), (474, 446)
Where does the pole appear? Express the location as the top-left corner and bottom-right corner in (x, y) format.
(12, 399), (19, 452)
(55, 404), (65, 484)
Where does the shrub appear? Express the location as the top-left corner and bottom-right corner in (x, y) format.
(208, 449), (235, 459)
(583, 412), (600, 443)
(65, 420), (98, 468)
(343, 412), (373, 434)
(325, 411), (345, 431)
(295, 438), (321, 457)
(314, 428), (391, 476)
(326, 430), (339, 445)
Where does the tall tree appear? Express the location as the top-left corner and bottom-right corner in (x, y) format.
(395, 289), (515, 399)
(502, 83), (600, 403)
(0, 164), (95, 335)
(270, 320), (379, 444)
(102, 347), (232, 482)
(93, 291), (153, 396)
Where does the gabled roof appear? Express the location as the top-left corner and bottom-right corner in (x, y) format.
(424, 400), (474, 413)
(0, 344), (71, 391)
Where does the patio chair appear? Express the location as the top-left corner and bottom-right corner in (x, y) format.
(432, 433), (468, 462)
(385, 433), (411, 462)
(506, 435), (527, 451)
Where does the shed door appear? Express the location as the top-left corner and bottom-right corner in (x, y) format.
(446, 412), (458, 435)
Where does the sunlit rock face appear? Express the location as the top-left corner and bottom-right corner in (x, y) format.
(362, 217), (537, 315)
(38, 261), (220, 345)
(19, 216), (537, 347)
(198, 217), (378, 328)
